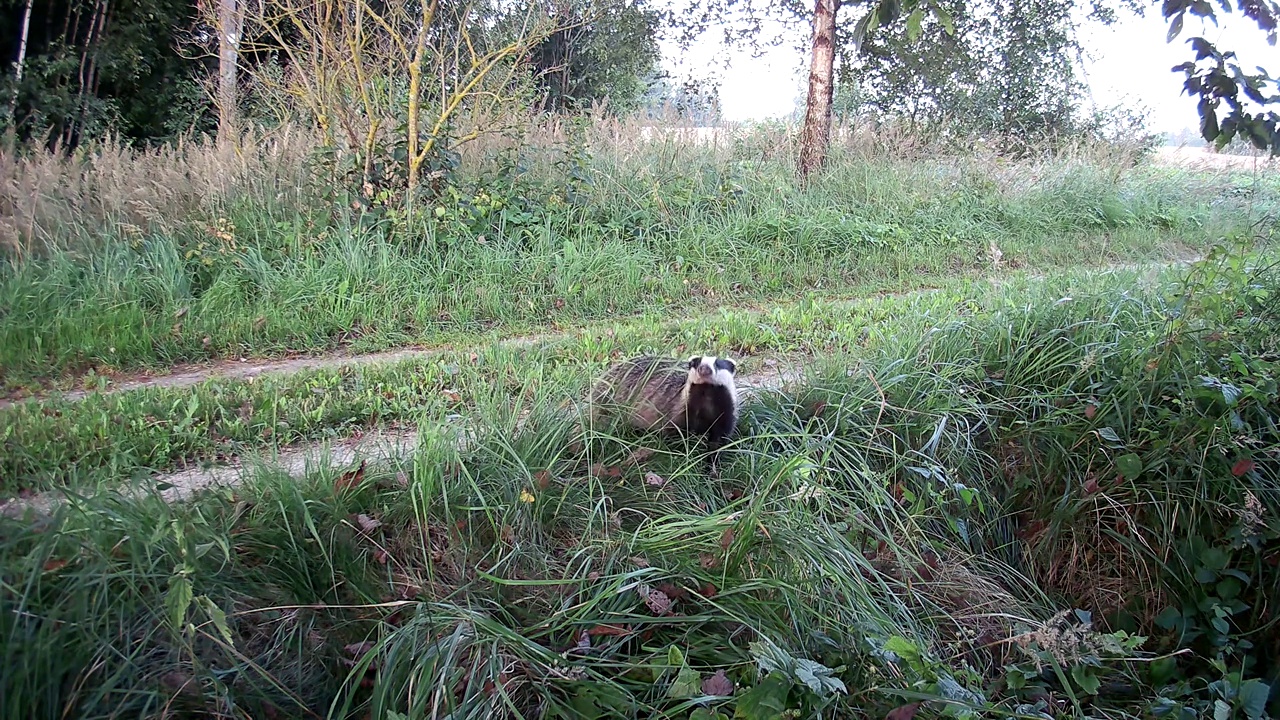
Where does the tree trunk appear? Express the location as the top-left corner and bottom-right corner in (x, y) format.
(6, 0), (35, 131)
(218, 0), (240, 142)
(798, 0), (839, 181)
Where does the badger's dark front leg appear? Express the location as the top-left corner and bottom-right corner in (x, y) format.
(704, 412), (737, 478)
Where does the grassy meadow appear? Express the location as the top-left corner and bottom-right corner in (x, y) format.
(1, 119), (1279, 720)
(1, 120), (1273, 391)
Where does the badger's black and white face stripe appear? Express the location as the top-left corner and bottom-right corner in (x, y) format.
(687, 356), (737, 387)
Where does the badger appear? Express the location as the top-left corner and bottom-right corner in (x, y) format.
(587, 354), (740, 476)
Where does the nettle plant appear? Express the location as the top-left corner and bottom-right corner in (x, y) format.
(1139, 239), (1280, 720)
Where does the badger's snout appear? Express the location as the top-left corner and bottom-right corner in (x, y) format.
(696, 363), (712, 378)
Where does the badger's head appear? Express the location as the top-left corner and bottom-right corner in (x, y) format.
(687, 355), (737, 387)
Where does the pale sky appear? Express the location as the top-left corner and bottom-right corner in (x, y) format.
(658, 4), (1279, 135)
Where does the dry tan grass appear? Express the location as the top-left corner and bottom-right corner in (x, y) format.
(0, 127), (317, 259)
(0, 111), (1239, 263)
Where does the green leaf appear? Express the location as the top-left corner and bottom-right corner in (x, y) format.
(166, 573), (193, 631)
(735, 673), (791, 720)
(670, 665), (702, 699)
(1221, 569), (1251, 585)
(1097, 427), (1123, 444)
(571, 683), (630, 718)
(906, 8), (924, 41)
(1167, 12), (1185, 42)
(931, 0), (955, 34)
(1216, 576), (1243, 600)
(692, 710), (730, 720)
(882, 635), (922, 662)
(1116, 453), (1143, 479)
(570, 687), (603, 718)
(668, 645), (686, 668)
(1071, 665), (1102, 696)
(876, 0), (902, 26)
(1149, 656), (1180, 685)
(1154, 606), (1183, 630)
(1237, 679), (1270, 720)
(749, 641), (791, 675)
(1213, 699), (1231, 720)
(1200, 547), (1229, 572)
(794, 658), (847, 696)
(1201, 105), (1221, 142)
(198, 596), (235, 645)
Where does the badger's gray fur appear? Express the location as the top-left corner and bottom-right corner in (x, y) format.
(587, 354), (739, 475)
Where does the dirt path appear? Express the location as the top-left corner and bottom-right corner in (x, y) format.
(0, 256), (1204, 520)
(0, 366), (803, 519)
(0, 255), (1200, 411)
(0, 254), (1212, 521)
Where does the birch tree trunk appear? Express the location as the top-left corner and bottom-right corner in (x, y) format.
(218, 0), (240, 142)
(6, 0), (35, 130)
(798, 0), (839, 181)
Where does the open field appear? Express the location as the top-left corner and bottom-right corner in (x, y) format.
(2, 125), (1280, 720)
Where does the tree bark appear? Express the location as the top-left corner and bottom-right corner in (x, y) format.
(798, 0), (839, 181)
(218, 0), (241, 142)
(6, 0), (35, 130)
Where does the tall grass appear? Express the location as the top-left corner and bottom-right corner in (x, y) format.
(2, 117), (1275, 385)
(3, 243), (1277, 719)
(0, 262), (1197, 494)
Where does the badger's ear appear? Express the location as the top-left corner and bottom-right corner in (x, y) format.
(715, 357), (737, 375)
(687, 356), (702, 369)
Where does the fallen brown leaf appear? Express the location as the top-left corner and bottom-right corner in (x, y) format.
(626, 447), (655, 465)
(657, 582), (687, 600)
(886, 702), (923, 720)
(720, 527), (735, 551)
(334, 460), (367, 494)
(355, 513), (382, 533)
(644, 472), (668, 488)
(42, 559), (68, 572)
(702, 669), (734, 697)
(643, 588), (671, 615)
(535, 470), (553, 490)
